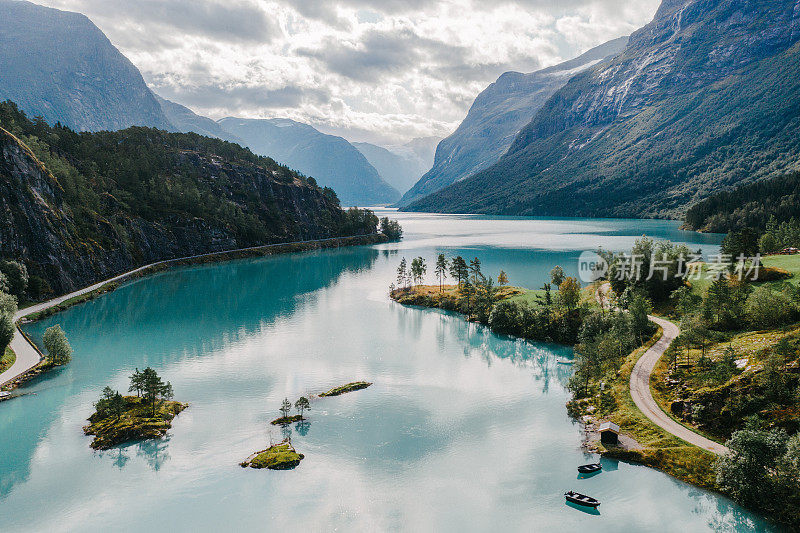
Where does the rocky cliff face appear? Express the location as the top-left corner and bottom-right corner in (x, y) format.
(0, 127), (364, 295)
(408, 0), (800, 218)
(0, 129), (80, 294)
(0, 0), (172, 132)
(398, 36), (628, 207)
(512, 0), (800, 146)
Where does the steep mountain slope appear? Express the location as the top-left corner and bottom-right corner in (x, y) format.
(156, 96), (245, 145)
(0, 0), (171, 132)
(398, 37), (629, 206)
(219, 118), (400, 206)
(0, 102), (380, 295)
(398, 137), (439, 172)
(353, 141), (432, 194)
(408, 0), (800, 218)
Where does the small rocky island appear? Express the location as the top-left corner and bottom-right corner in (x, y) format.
(270, 414), (303, 425)
(84, 367), (185, 450)
(319, 381), (372, 397)
(240, 440), (304, 470)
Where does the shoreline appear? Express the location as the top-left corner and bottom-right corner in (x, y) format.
(0, 233), (389, 391)
(392, 285), (722, 491)
(569, 324), (719, 490)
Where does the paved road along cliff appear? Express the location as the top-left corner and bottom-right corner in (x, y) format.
(0, 234), (383, 389)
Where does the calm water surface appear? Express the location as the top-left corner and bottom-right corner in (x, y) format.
(0, 213), (773, 532)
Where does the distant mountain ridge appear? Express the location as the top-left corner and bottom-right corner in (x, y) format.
(353, 138), (437, 194)
(408, 0), (800, 218)
(0, 0), (402, 207)
(398, 36), (629, 207)
(219, 117), (400, 206)
(0, 0), (172, 132)
(156, 95), (245, 145)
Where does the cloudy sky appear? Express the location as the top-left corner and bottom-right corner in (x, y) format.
(41, 0), (660, 145)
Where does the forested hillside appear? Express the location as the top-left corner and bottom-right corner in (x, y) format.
(684, 173), (800, 233)
(0, 102), (380, 295)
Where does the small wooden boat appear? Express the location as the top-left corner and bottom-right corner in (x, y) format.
(577, 463), (602, 474)
(564, 491), (600, 508)
(557, 359), (574, 365)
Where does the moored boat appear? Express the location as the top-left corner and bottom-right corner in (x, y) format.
(577, 463), (602, 474)
(564, 491), (600, 508)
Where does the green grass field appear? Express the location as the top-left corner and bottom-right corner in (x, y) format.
(761, 254), (800, 286)
(685, 263), (714, 297)
(1, 347), (15, 374)
(507, 288), (547, 306)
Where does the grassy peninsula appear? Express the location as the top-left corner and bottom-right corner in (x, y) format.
(390, 255), (598, 345)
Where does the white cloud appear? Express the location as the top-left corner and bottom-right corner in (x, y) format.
(36, 0), (661, 144)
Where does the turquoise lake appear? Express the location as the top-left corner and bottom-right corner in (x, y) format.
(0, 212), (775, 532)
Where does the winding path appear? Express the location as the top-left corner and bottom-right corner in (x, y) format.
(631, 315), (729, 455)
(0, 234), (378, 389)
(597, 283), (729, 455)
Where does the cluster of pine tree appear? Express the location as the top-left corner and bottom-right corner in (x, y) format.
(684, 172), (800, 233)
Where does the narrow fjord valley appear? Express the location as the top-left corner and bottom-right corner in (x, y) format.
(1, 0), (800, 531)
(407, 0), (800, 218)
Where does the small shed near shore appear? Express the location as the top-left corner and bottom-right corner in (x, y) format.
(599, 421), (620, 445)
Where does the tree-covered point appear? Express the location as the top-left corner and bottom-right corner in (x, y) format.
(85, 367), (185, 449)
(684, 172), (800, 233)
(379, 217), (403, 240)
(392, 254), (591, 345)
